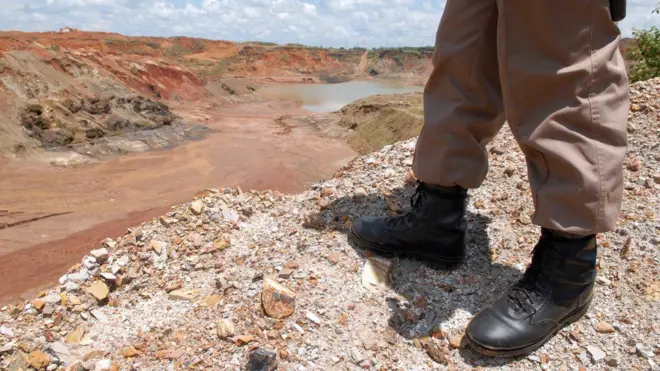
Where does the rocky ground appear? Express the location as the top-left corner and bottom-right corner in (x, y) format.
(0, 78), (658, 370)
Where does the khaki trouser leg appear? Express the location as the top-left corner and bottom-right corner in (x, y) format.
(414, 0), (629, 235)
(495, 0), (629, 235)
(412, 0), (504, 189)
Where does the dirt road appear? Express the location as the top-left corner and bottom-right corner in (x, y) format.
(355, 51), (369, 76)
(0, 102), (357, 304)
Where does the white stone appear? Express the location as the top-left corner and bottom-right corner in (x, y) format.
(95, 359), (112, 370)
(100, 272), (116, 281)
(116, 255), (129, 267)
(190, 200), (204, 215)
(289, 322), (304, 333)
(0, 326), (13, 338)
(596, 276), (612, 286)
(59, 274), (69, 285)
(361, 256), (393, 290)
(0, 342), (13, 354)
(637, 343), (655, 359)
(49, 341), (70, 356)
(351, 348), (365, 364)
(91, 309), (109, 323)
(587, 345), (606, 363)
(306, 312), (321, 324)
(68, 269), (90, 283)
(64, 282), (79, 292)
(102, 238), (117, 249)
(83, 256), (98, 269)
(44, 294), (61, 304)
(222, 207), (239, 223)
(90, 248), (109, 262)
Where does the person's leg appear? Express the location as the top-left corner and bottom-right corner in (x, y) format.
(465, 0), (629, 356)
(412, 0), (506, 188)
(350, 0), (505, 267)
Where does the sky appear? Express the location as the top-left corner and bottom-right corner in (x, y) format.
(0, 0), (657, 48)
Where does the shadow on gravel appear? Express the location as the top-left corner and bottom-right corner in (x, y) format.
(305, 183), (528, 367)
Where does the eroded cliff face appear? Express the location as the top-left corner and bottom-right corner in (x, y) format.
(0, 37), (212, 159)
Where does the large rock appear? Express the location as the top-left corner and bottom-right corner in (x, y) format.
(86, 281), (110, 301)
(65, 324), (85, 344)
(361, 256), (393, 289)
(32, 299), (46, 311)
(0, 343), (13, 354)
(190, 200), (204, 215)
(28, 350), (51, 369)
(90, 248), (109, 263)
(49, 341), (75, 365)
(121, 347), (139, 358)
(261, 277), (296, 319)
(217, 319), (235, 339)
(0, 326), (13, 337)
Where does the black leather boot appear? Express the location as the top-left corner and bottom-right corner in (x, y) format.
(349, 181), (468, 268)
(465, 228), (597, 357)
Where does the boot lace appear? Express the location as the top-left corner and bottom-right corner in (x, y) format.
(507, 238), (560, 314)
(384, 182), (426, 227)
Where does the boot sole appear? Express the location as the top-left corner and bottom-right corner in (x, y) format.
(349, 227), (464, 269)
(465, 298), (593, 357)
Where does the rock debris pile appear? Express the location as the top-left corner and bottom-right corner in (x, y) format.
(1, 78), (659, 370)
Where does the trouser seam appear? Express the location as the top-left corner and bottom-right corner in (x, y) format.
(587, 0), (605, 232)
(496, 1), (546, 215)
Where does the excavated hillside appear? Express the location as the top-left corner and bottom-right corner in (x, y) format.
(0, 78), (657, 370)
(0, 31), (432, 162)
(0, 34), (214, 161)
(273, 92), (424, 155)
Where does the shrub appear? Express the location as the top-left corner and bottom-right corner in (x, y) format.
(628, 5), (660, 82)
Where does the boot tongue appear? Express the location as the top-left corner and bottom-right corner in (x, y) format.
(507, 239), (557, 312)
(384, 183), (427, 227)
(508, 266), (542, 312)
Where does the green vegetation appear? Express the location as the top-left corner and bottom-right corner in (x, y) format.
(628, 5), (660, 82)
(163, 45), (190, 57)
(104, 39), (142, 47)
(245, 41), (279, 47)
(184, 55), (240, 77)
(318, 74), (352, 84)
(283, 43), (308, 48)
(48, 45), (61, 52)
(124, 48), (155, 56)
(161, 38), (207, 58)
